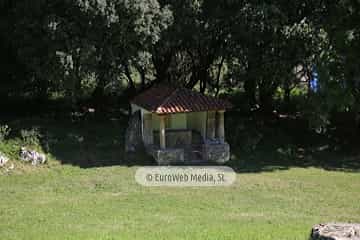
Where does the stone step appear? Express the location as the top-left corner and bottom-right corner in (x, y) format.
(184, 160), (210, 165)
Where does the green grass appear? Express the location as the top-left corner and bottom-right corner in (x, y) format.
(1, 166), (359, 240)
(0, 116), (359, 240)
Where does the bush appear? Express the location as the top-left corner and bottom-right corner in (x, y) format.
(277, 145), (296, 161)
(20, 127), (42, 146)
(241, 129), (264, 152)
(0, 125), (11, 142)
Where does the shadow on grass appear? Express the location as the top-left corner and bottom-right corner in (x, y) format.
(2, 110), (360, 171)
(228, 147), (360, 174)
(226, 111), (360, 173)
(46, 119), (156, 168)
(3, 115), (156, 168)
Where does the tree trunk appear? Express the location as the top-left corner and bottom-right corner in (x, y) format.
(244, 57), (258, 107)
(284, 81), (291, 111)
(186, 64), (199, 89)
(259, 79), (275, 113)
(124, 63), (136, 93)
(92, 50), (110, 103)
(138, 67), (146, 90)
(215, 57), (225, 96)
(92, 74), (106, 102)
(152, 48), (173, 83)
(199, 67), (208, 93)
(244, 76), (257, 106)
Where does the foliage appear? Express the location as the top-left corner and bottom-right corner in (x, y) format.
(0, 125), (11, 142)
(239, 128), (264, 153)
(1, 0), (360, 130)
(20, 128), (42, 146)
(0, 139), (22, 163)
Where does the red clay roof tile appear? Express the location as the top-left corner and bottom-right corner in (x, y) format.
(131, 84), (232, 114)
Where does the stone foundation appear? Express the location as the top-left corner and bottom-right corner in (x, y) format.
(202, 141), (230, 164)
(146, 139), (230, 165)
(151, 148), (185, 165)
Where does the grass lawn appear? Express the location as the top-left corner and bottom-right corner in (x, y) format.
(0, 116), (359, 240)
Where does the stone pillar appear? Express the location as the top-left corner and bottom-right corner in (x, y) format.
(206, 111), (216, 140)
(216, 111), (225, 142)
(143, 114), (153, 145)
(159, 115), (166, 149)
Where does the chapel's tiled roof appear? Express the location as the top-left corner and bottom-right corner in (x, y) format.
(131, 84), (232, 114)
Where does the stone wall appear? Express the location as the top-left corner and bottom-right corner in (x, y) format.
(202, 141), (230, 164)
(151, 148), (185, 165)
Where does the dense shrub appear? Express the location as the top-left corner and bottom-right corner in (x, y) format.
(0, 125), (11, 142)
(20, 128), (42, 146)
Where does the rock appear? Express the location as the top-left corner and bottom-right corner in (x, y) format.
(20, 147), (46, 165)
(311, 223), (360, 240)
(202, 141), (230, 164)
(3, 163), (14, 173)
(0, 152), (9, 167)
(151, 148), (185, 165)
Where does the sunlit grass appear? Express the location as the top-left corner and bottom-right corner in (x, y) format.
(0, 165), (359, 240)
(0, 117), (359, 239)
